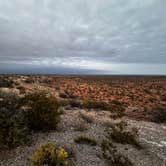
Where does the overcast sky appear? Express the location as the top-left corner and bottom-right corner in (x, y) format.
(0, 0), (166, 74)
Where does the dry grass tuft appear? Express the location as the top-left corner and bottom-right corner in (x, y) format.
(74, 136), (97, 146)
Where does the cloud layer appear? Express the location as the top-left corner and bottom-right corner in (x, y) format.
(0, 0), (166, 74)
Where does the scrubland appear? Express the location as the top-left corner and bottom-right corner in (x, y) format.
(0, 75), (165, 166)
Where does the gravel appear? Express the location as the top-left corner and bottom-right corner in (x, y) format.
(0, 109), (166, 166)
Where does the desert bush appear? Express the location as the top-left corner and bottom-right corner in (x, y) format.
(58, 99), (70, 107)
(0, 92), (31, 149)
(24, 78), (34, 83)
(30, 143), (73, 166)
(103, 121), (115, 129)
(74, 136), (97, 146)
(22, 93), (62, 131)
(101, 140), (133, 166)
(59, 92), (69, 99)
(152, 107), (166, 123)
(82, 100), (110, 110)
(79, 113), (94, 124)
(0, 77), (13, 87)
(109, 121), (141, 149)
(82, 100), (126, 118)
(69, 99), (82, 108)
(64, 90), (78, 99)
(17, 86), (26, 94)
(74, 121), (89, 131)
(109, 100), (126, 119)
(161, 95), (166, 101)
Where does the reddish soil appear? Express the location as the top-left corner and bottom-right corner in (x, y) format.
(1, 75), (166, 122)
(44, 75), (166, 122)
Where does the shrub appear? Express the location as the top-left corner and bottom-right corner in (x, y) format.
(22, 93), (62, 131)
(74, 121), (89, 131)
(152, 107), (166, 123)
(161, 95), (166, 101)
(101, 140), (133, 166)
(59, 92), (69, 99)
(0, 92), (31, 149)
(24, 78), (34, 84)
(109, 121), (141, 149)
(17, 86), (26, 94)
(0, 77), (13, 87)
(69, 99), (82, 108)
(74, 136), (97, 146)
(79, 113), (94, 124)
(109, 100), (126, 119)
(103, 121), (115, 129)
(30, 143), (72, 166)
(63, 90), (78, 99)
(82, 100), (126, 118)
(58, 99), (70, 107)
(82, 100), (110, 110)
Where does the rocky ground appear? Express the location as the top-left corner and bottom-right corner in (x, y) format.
(0, 109), (166, 166)
(0, 75), (166, 166)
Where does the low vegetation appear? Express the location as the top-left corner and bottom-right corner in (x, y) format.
(0, 77), (13, 87)
(79, 113), (94, 124)
(109, 121), (141, 149)
(0, 92), (31, 149)
(68, 99), (82, 108)
(30, 143), (72, 166)
(82, 99), (126, 119)
(151, 106), (166, 123)
(101, 140), (133, 166)
(0, 91), (64, 149)
(74, 136), (97, 146)
(74, 121), (89, 131)
(82, 100), (110, 110)
(22, 93), (62, 131)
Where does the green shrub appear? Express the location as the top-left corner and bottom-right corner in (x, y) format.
(101, 140), (133, 166)
(22, 93), (62, 131)
(30, 143), (72, 166)
(74, 136), (97, 146)
(152, 107), (166, 123)
(0, 92), (31, 149)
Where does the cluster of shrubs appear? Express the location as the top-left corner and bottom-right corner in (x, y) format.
(0, 76), (13, 88)
(0, 91), (31, 149)
(21, 93), (62, 131)
(101, 120), (142, 165)
(82, 99), (126, 119)
(151, 106), (166, 123)
(59, 90), (126, 119)
(30, 143), (73, 166)
(0, 92), (62, 149)
(59, 90), (78, 99)
(101, 140), (133, 166)
(107, 121), (141, 149)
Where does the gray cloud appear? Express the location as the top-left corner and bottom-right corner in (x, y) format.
(0, 0), (166, 74)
